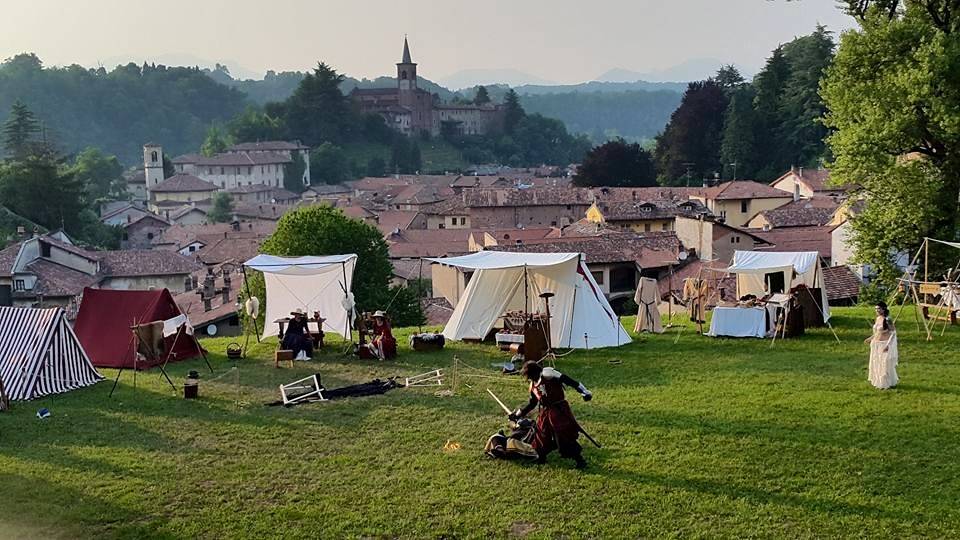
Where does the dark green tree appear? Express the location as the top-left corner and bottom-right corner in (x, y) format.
(228, 106), (284, 143)
(0, 151), (85, 234)
(284, 150), (307, 193)
(573, 138), (657, 187)
(779, 25), (835, 169)
(474, 85), (491, 105)
(714, 65), (746, 91)
(2, 100), (40, 159)
(390, 137), (412, 174)
(162, 154), (176, 179)
(206, 192), (234, 223)
(71, 147), (126, 204)
(654, 80), (728, 185)
(311, 142), (353, 184)
(720, 86), (759, 180)
(257, 206), (399, 317)
(752, 46), (792, 179)
(366, 156), (386, 177)
(281, 63), (356, 146)
(201, 125), (231, 157)
(410, 142), (422, 173)
(503, 89), (525, 135)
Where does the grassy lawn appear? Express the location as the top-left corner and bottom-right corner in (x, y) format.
(2, 306), (960, 538)
(343, 141), (468, 174)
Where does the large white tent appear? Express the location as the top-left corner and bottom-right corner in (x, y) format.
(426, 251), (630, 349)
(243, 254), (357, 340)
(727, 250), (831, 321)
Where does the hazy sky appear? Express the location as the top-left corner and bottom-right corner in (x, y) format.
(0, 0), (855, 84)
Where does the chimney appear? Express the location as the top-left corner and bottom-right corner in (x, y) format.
(203, 271), (215, 298)
(16, 225), (25, 238)
(203, 297), (212, 312)
(183, 275), (192, 292)
(799, 167), (804, 178)
(222, 273), (232, 304)
(231, 220), (240, 232)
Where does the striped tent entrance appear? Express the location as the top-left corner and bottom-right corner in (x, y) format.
(0, 306), (103, 401)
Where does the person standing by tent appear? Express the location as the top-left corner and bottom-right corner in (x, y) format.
(866, 301), (898, 389)
(282, 309), (313, 360)
(509, 361), (593, 469)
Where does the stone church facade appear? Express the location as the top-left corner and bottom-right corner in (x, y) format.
(350, 38), (504, 137)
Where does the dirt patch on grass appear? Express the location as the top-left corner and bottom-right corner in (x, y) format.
(509, 521), (538, 537)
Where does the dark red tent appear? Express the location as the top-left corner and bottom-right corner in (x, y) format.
(74, 287), (203, 370)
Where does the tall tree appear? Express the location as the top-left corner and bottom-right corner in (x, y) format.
(823, 0), (960, 284)
(284, 150), (307, 193)
(573, 138), (657, 187)
(2, 100), (40, 159)
(752, 46), (792, 180)
(206, 192), (234, 223)
(653, 80), (729, 185)
(720, 86), (759, 180)
(311, 142), (352, 184)
(779, 25), (835, 169)
(71, 147), (126, 204)
(228, 106), (284, 143)
(503, 89), (525, 135)
(201, 125), (231, 157)
(282, 63), (356, 146)
(474, 85), (491, 105)
(715, 65), (746, 91)
(0, 151), (85, 234)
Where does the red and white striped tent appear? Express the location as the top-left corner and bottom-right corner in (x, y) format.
(0, 306), (103, 401)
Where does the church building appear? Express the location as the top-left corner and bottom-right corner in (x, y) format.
(351, 38), (504, 137)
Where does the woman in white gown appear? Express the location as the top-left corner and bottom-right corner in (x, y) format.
(866, 301), (898, 389)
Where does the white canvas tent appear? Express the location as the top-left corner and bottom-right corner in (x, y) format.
(0, 306), (103, 401)
(727, 250), (831, 321)
(243, 254), (357, 340)
(426, 251), (630, 348)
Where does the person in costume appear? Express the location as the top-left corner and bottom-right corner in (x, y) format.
(281, 308), (313, 359)
(509, 361), (592, 469)
(367, 310), (397, 360)
(866, 301), (898, 389)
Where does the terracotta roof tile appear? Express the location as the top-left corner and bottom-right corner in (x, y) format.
(23, 259), (98, 297)
(822, 265), (862, 301)
(228, 141), (307, 152)
(702, 180), (795, 200)
(151, 174), (219, 193)
(490, 233), (681, 267)
(751, 226), (834, 258)
(752, 200), (839, 228)
(95, 250), (201, 277)
(195, 152), (291, 166)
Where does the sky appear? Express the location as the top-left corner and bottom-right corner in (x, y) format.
(0, 0), (856, 86)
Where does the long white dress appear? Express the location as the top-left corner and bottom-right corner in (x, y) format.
(869, 317), (899, 389)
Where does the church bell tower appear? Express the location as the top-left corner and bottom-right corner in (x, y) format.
(397, 36), (418, 93)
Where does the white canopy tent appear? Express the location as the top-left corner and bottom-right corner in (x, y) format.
(243, 254), (357, 340)
(727, 250), (831, 321)
(426, 251), (631, 349)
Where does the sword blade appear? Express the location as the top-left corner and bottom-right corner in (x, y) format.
(486, 388), (512, 416)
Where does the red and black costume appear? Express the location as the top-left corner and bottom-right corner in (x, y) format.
(370, 319), (397, 359)
(512, 366), (592, 467)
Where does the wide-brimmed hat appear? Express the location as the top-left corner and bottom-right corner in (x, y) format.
(290, 308), (306, 316)
(372, 310), (387, 319)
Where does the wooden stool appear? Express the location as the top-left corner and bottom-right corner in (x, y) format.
(274, 349), (295, 368)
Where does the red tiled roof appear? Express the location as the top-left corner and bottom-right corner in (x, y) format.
(151, 174), (219, 193)
(173, 273), (241, 329)
(422, 297), (453, 326)
(751, 199), (838, 228)
(94, 250), (201, 277)
(228, 141), (307, 152)
(822, 265), (861, 301)
(701, 181), (795, 201)
(751, 226), (834, 258)
(392, 258), (433, 281)
(196, 237), (263, 266)
(23, 259), (98, 297)
(490, 233), (681, 268)
(376, 211), (423, 234)
(0, 242), (22, 276)
(195, 152), (291, 166)
(171, 153), (203, 164)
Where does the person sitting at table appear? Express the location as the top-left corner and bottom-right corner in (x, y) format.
(366, 310), (397, 360)
(282, 308), (313, 360)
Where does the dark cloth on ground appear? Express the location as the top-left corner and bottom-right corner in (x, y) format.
(266, 377), (400, 407)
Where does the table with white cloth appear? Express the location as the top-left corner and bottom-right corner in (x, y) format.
(707, 306), (771, 338)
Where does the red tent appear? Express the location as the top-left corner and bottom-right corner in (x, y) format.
(74, 287), (204, 370)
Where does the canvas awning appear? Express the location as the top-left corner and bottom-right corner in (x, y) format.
(243, 254), (357, 339)
(427, 251), (630, 349)
(727, 250), (830, 321)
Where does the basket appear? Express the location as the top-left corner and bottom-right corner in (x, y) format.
(226, 343), (243, 360)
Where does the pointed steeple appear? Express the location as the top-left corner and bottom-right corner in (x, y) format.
(401, 36), (413, 64)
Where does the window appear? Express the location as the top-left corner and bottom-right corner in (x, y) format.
(247, 166), (252, 175)
(764, 271), (786, 294)
(662, 223), (669, 231)
(122, 232), (128, 241)
(189, 245), (196, 252)
(730, 235), (741, 244)
(438, 223), (446, 229)
(261, 166), (265, 174)
(151, 151), (158, 162)
(147, 232), (154, 240)
(740, 200), (749, 213)
(644, 223), (651, 232)
(220, 167), (225, 175)
(719, 210), (727, 220)
(459, 217), (466, 225)
(40, 243), (51, 258)
(14, 279), (25, 291)
(551, 221), (557, 227)
(591, 271), (604, 285)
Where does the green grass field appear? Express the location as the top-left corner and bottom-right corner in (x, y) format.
(2, 306), (960, 539)
(343, 141), (468, 174)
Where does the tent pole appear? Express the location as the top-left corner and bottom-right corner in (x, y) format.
(417, 258), (424, 334)
(108, 368), (124, 398)
(524, 265), (529, 316)
(342, 261), (352, 345)
(240, 266), (261, 343)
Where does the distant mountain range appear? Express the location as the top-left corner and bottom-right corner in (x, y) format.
(596, 58), (752, 83)
(437, 68), (557, 90)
